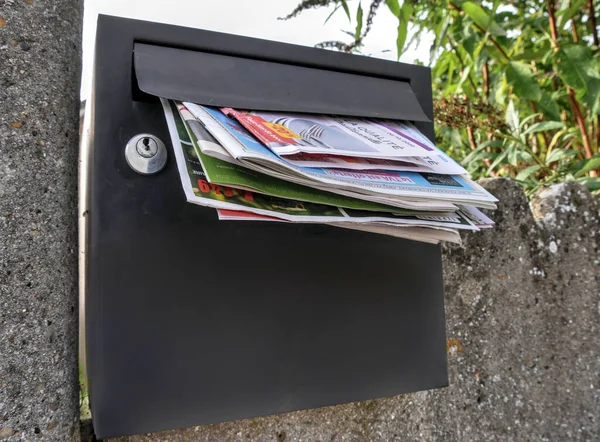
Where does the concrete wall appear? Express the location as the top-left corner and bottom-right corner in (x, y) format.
(0, 0), (82, 440)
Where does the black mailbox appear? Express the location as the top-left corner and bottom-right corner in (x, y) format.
(85, 14), (448, 439)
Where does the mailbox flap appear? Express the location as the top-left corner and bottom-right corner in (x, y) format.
(133, 42), (431, 122)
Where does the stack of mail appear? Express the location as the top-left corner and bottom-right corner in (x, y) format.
(162, 99), (496, 244)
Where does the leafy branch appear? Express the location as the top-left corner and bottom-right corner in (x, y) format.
(284, 0), (600, 194)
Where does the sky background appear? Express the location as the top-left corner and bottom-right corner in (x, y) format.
(81, 0), (428, 99)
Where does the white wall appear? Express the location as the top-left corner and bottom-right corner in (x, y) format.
(81, 0), (427, 99)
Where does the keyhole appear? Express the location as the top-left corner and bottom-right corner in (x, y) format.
(143, 137), (150, 150)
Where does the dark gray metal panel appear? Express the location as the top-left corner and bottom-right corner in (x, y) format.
(88, 15), (448, 439)
(134, 43), (430, 121)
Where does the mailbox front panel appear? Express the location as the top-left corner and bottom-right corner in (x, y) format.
(87, 16), (447, 439)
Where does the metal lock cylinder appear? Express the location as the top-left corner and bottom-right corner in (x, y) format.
(125, 133), (167, 175)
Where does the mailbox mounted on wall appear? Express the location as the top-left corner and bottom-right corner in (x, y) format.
(84, 14), (448, 439)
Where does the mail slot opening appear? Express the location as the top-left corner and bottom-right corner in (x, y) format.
(133, 42), (431, 121)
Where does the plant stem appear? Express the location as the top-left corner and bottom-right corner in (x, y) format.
(596, 115), (600, 154)
(502, 133), (553, 172)
(526, 144), (553, 172)
(466, 125), (496, 175)
(571, 19), (580, 42)
(570, 1), (580, 42)
(588, 0), (599, 46)
(528, 101), (545, 153)
(447, 36), (478, 92)
(568, 88), (594, 159)
(474, 23), (511, 61)
(449, 1), (510, 61)
(561, 110), (568, 125)
(530, 100), (538, 114)
(531, 128), (539, 154)
(529, 64), (551, 148)
(548, 0), (559, 44)
(482, 64), (494, 148)
(483, 62), (490, 101)
(549, 0), (596, 174)
(590, 0), (600, 159)
(466, 125), (477, 151)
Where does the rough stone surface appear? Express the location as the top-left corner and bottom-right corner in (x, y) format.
(108, 179), (599, 442)
(0, 0), (82, 441)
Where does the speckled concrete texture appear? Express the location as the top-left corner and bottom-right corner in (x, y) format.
(108, 179), (599, 442)
(0, 0), (82, 441)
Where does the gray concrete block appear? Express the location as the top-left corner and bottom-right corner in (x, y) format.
(107, 179), (600, 442)
(0, 0), (82, 440)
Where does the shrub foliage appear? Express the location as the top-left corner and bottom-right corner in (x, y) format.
(285, 0), (600, 196)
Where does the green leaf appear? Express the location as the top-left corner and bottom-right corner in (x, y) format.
(560, 47), (600, 115)
(513, 41), (552, 62)
(520, 113), (543, 129)
(536, 92), (562, 122)
(430, 14), (451, 64)
(548, 129), (568, 151)
(447, 57), (456, 86)
(341, 0), (351, 21)
(479, 139), (506, 149)
(520, 151), (534, 162)
(472, 33), (487, 64)
(396, 21), (407, 59)
(576, 177), (600, 191)
(396, 3), (413, 59)
(546, 149), (578, 164)
(475, 47), (488, 73)
(324, 4), (341, 24)
(516, 165), (541, 181)
(512, 50), (537, 62)
(470, 152), (497, 164)
(462, 140), (504, 164)
(385, 0), (400, 17)
(555, 44), (600, 92)
(443, 127), (465, 150)
(492, 74), (508, 107)
(505, 61), (542, 101)
(574, 155), (600, 177)
(508, 143), (519, 166)
(355, 2), (363, 41)
(456, 65), (472, 94)
(463, 34), (477, 57)
(432, 51), (450, 78)
(488, 146), (510, 172)
(556, 0), (585, 30)
(522, 121), (565, 135)
(486, 41), (511, 64)
(506, 100), (520, 135)
(581, 75), (600, 116)
(461, 1), (506, 36)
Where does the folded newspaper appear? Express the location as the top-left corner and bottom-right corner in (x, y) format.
(221, 107), (467, 174)
(161, 98), (496, 244)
